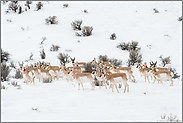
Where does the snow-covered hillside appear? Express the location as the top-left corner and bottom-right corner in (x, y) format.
(1, 1), (182, 122)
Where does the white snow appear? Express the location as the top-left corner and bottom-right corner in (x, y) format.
(1, 1), (182, 122)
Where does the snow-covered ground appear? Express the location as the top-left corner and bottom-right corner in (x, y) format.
(1, 1), (182, 122)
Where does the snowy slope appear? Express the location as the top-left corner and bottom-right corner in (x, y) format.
(1, 1), (182, 122)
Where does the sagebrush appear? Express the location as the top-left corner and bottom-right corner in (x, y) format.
(57, 53), (70, 64)
(15, 69), (23, 79)
(1, 62), (11, 82)
(127, 50), (142, 67)
(1, 49), (10, 63)
(36, 2), (43, 11)
(108, 58), (122, 67)
(83, 62), (96, 73)
(168, 67), (180, 79)
(71, 20), (82, 30)
(98, 55), (108, 62)
(117, 41), (140, 52)
(50, 44), (60, 51)
(40, 49), (46, 59)
(45, 16), (58, 24)
(159, 55), (171, 67)
(82, 26), (93, 36)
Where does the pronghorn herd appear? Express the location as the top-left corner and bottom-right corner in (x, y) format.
(18, 58), (174, 93)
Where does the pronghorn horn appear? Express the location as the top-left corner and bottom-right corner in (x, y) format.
(155, 61), (157, 64)
(150, 62), (153, 65)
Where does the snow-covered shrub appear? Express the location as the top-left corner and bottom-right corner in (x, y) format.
(178, 16), (182, 21)
(168, 67), (180, 79)
(40, 49), (46, 59)
(63, 3), (68, 8)
(11, 81), (18, 87)
(117, 42), (130, 51)
(110, 33), (116, 40)
(36, 2), (43, 11)
(10, 61), (16, 69)
(25, 1), (32, 9)
(15, 69), (23, 79)
(82, 26), (93, 36)
(43, 78), (52, 83)
(29, 52), (34, 60)
(128, 41), (140, 51)
(45, 16), (58, 25)
(1, 49), (10, 63)
(127, 50), (142, 67)
(117, 41), (140, 52)
(17, 5), (23, 14)
(159, 55), (171, 67)
(83, 62), (96, 73)
(83, 9), (88, 13)
(8, 1), (18, 13)
(50, 44), (60, 51)
(57, 53), (70, 64)
(108, 58), (122, 67)
(153, 8), (159, 13)
(1, 62), (11, 82)
(98, 55), (108, 62)
(71, 20), (83, 30)
(1, 84), (7, 89)
(26, 1), (32, 4)
(40, 37), (47, 44)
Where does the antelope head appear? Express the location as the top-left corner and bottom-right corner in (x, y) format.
(70, 57), (75, 64)
(18, 62), (24, 70)
(136, 63), (141, 68)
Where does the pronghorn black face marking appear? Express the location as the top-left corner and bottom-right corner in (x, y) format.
(70, 57), (75, 63)
(68, 72), (70, 74)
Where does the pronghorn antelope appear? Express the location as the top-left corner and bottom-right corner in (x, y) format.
(150, 61), (169, 71)
(111, 65), (135, 81)
(70, 57), (85, 66)
(73, 62), (86, 71)
(136, 63), (152, 83)
(45, 63), (61, 80)
(36, 63), (53, 81)
(93, 71), (107, 89)
(104, 73), (129, 93)
(150, 68), (173, 86)
(60, 65), (73, 82)
(19, 66), (35, 85)
(20, 62), (42, 82)
(143, 62), (148, 68)
(100, 60), (111, 68)
(72, 72), (95, 91)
